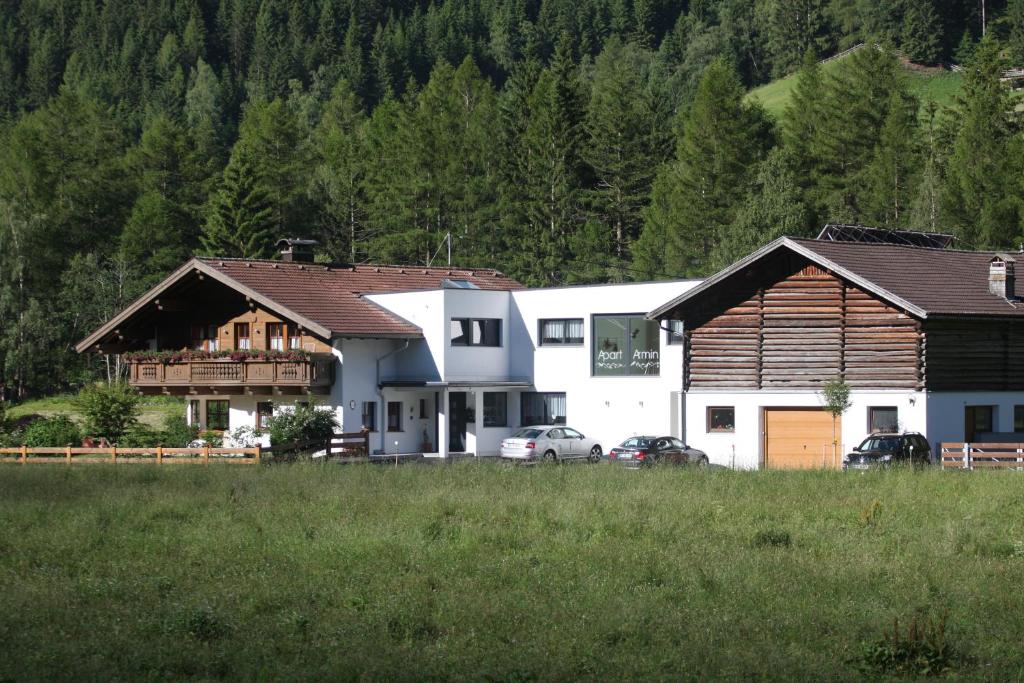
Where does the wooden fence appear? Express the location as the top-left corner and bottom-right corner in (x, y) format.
(250, 431), (371, 461)
(940, 442), (1024, 470)
(0, 444), (260, 465)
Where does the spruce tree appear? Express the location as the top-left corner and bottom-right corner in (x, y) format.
(635, 58), (773, 278)
(900, 1), (942, 65)
(200, 154), (275, 258)
(860, 89), (921, 226)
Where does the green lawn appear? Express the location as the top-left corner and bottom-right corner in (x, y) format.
(7, 393), (183, 429)
(1, 463), (1022, 679)
(746, 51), (964, 121)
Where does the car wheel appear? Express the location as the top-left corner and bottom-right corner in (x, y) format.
(696, 455), (709, 467)
(542, 450), (558, 463)
(588, 445), (602, 463)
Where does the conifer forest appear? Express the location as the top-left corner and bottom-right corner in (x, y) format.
(1, 0), (1023, 398)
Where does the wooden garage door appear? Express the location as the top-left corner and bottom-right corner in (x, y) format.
(764, 408), (841, 469)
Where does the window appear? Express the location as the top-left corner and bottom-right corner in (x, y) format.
(267, 323), (285, 351)
(966, 405), (994, 442)
(667, 320), (685, 345)
(361, 401), (377, 432)
(189, 400), (200, 427)
(450, 318), (501, 346)
(521, 392), (566, 425)
(256, 401), (273, 430)
(868, 406), (898, 433)
(707, 407), (735, 433)
(483, 392), (507, 427)
(592, 315), (660, 376)
(289, 332), (301, 350)
(387, 401), (402, 432)
(191, 324), (219, 351)
(206, 400), (229, 431)
(1015, 405), (1024, 432)
(540, 318), (584, 345)
(419, 398), (428, 419)
(235, 323), (251, 350)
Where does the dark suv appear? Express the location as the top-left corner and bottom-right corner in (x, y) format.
(842, 433), (932, 469)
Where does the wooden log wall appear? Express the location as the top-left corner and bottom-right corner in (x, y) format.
(924, 320), (1024, 390)
(687, 263), (923, 390)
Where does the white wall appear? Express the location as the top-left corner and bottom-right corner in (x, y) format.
(443, 289), (513, 382)
(508, 281), (699, 453)
(925, 391), (1024, 449)
(364, 290), (445, 382)
(683, 389), (929, 469)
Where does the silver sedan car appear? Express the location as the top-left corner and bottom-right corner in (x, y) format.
(500, 425), (603, 463)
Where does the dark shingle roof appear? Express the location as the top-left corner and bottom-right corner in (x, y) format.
(197, 258), (520, 337)
(790, 239), (1024, 317)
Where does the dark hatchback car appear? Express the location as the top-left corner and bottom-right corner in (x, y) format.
(609, 436), (709, 468)
(842, 432), (932, 469)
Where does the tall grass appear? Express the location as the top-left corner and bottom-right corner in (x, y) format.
(1, 464), (1022, 679)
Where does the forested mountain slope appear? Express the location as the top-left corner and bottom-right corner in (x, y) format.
(1, 0), (1023, 399)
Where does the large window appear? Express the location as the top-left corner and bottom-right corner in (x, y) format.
(362, 401), (377, 432)
(540, 319), (584, 345)
(450, 318), (501, 346)
(521, 392), (566, 426)
(206, 400), (229, 432)
(592, 315), (660, 376)
(235, 323), (251, 350)
(189, 399), (201, 427)
(707, 407), (735, 433)
(387, 401), (403, 432)
(257, 401), (273, 430)
(483, 392), (507, 427)
(868, 406), (898, 433)
(191, 324), (219, 351)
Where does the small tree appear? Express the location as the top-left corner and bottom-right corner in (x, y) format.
(821, 376), (852, 464)
(76, 382), (140, 440)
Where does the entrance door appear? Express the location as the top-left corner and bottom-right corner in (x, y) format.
(764, 408), (840, 469)
(449, 392), (467, 452)
(965, 406), (994, 443)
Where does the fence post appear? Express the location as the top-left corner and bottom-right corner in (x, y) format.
(20, 444), (27, 464)
(962, 442), (971, 470)
(203, 443), (210, 465)
(253, 445), (261, 465)
(157, 444), (163, 465)
(66, 445), (72, 464)
(111, 445), (117, 464)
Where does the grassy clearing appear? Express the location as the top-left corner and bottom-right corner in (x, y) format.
(1, 463), (1023, 680)
(7, 393), (183, 429)
(746, 53), (964, 121)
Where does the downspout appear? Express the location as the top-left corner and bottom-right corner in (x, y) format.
(659, 322), (686, 444)
(376, 340), (411, 455)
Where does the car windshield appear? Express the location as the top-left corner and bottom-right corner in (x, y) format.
(512, 429), (543, 439)
(859, 437), (900, 452)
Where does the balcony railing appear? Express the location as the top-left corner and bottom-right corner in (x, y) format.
(128, 355), (334, 389)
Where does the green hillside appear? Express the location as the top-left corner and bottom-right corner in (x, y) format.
(747, 50), (964, 120)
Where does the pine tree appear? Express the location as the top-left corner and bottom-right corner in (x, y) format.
(200, 155), (275, 258)
(765, 0), (831, 77)
(900, 1), (942, 64)
(944, 37), (1023, 248)
(784, 49), (827, 200)
(634, 58), (774, 278)
(860, 89), (921, 226)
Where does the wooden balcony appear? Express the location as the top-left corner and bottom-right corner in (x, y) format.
(128, 355), (334, 395)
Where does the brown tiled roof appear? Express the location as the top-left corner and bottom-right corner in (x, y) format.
(790, 239), (1024, 318)
(198, 258), (521, 337)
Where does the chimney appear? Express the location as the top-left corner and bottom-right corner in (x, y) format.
(989, 254), (1016, 300)
(276, 238), (319, 263)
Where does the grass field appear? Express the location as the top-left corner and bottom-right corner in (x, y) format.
(746, 51), (964, 121)
(2, 463), (1023, 680)
(7, 393), (184, 429)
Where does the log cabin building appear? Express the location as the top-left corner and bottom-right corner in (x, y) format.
(650, 228), (1024, 469)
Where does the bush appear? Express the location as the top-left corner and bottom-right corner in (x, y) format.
(197, 430), (224, 447)
(859, 613), (960, 676)
(228, 425), (263, 448)
(117, 424), (161, 447)
(159, 414), (199, 448)
(23, 415), (82, 447)
(76, 382), (140, 440)
(265, 403), (338, 446)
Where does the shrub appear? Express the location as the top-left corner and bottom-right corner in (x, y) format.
(197, 430), (224, 447)
(76, 382), (140, 440)
(159, 414), (199, 448)
(117, 424), (161, 447)
(228, 425), (263, 448)
(265, 403), (338, 446)
(23, 414), (82, 447)
(860, 613), (960, 676)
